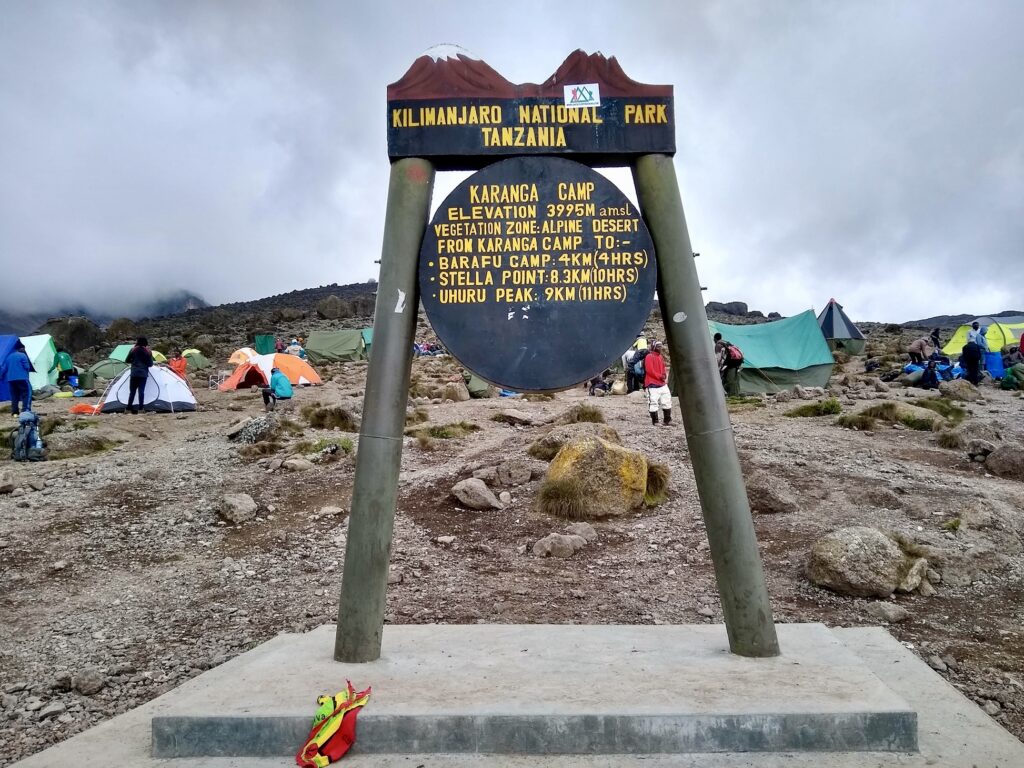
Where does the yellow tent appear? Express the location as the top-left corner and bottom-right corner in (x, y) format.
(942, 319), (1024, 355)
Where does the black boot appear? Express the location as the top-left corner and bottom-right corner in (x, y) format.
(662, 409), (672, 425)
(650, 411), (659, 425)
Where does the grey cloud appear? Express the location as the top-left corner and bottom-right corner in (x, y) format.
(1, 1), (1021, 322)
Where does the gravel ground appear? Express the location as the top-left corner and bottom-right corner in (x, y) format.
(1, 359), (1023, 765)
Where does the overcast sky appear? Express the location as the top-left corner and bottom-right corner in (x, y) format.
(1, 1), (1021, 322)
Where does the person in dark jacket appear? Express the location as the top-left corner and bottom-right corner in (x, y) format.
(1, 341), (33, 416)
(961, 341), (982, 385)
(125, 336), (154, 414)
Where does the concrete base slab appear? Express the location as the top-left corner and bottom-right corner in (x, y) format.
(148, 623), (914, 756)
(9, 625), (1024, 767)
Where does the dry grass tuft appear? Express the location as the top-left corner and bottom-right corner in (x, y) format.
(786, 398), (842, 418)
(645, 462), (670, 506)
(561, 403), (605, 424)
(835, 414), (876, 431)
(301, 404), (359, 432)
(935, 430), (965, 450)
(537, 476), (589, 520)
(238, 441), (283, 458)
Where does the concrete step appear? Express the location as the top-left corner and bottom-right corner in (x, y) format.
(150, 623), (915, 757)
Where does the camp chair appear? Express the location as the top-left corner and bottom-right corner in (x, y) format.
(209, 370), (231, 390)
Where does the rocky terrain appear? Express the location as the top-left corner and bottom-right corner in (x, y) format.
(1, 323), (1024, 766)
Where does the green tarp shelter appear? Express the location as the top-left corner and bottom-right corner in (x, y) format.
(361, 328), (374, 359)
(708, 310), (835, 394)
(254, 335), (276, 355)
(21, 334), (58, 391)
(305, 330), (366, 363)
(88, 358), (129, 380)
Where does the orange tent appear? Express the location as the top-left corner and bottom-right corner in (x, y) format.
(219, 353), (322, 391)
(228, 347), (257, 366)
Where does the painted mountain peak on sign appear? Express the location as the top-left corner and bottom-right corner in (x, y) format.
(388, 49), (671, 101)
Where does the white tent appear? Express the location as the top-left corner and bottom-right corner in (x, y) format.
(100, 366), (197, 413)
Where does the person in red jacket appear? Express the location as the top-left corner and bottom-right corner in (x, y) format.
(644, 341), (672, 425)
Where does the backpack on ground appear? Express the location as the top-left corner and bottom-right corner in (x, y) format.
(10, 411), (46, 462)
(632, 348), (649, 377)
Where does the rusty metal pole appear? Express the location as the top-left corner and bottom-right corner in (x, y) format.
(335, 157), (435, 662)
(632, 153), (780, 658)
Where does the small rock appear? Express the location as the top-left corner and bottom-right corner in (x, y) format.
(497, 409), (533, 426)
(496, 459), (532, 486)
(532, 533), (584, 558)
(918, 580), (937, 597)
(966, 439), (996, 459)
(38, 701), (67, 719)
(696, 605), (715, 618)
(897, 558), (928, 593)
(29, 479), (46, 492)
(472, 466), (498, 483)
(282, 458), (315, 472)
(0, 471), (14, 494)
(72, 668), (106, 696)
(927, 655), (948, 672)
(926, 568), (941, 584)
(387, 568), (404, 585)
(565, 522), (598, 543)
(320, 505), (344, 516)
(498, 491), (512, 504)
(436, 535), (456, 545)
(982, 700), (1001, 716)
(865, 602), (910, 623)
(219, 493), (258, 524)
(451, 478), (502, 510)
(50, 560), (69, 572)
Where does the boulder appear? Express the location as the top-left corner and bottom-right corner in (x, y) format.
(706, 301), (748, 316)
(966, 439), (995, 460)
(953, 420), (1002, 445)
(745, 472), (798, 514)
(496, 459), (532, 487)
(231, 415), (277, 444)
(0, 471), (14, 494)
(939, 379), (981, 402)
(985, 445), (1024, 481)
(532, 533), (586, 558)
(806, 527), (910, 598)
(282, 458), (315, 472)
(315, 295), (346, 320)
(219, 493), (258, 524)
(72, 668), (106, 696)
(451, 478), (502, 510)
(544, 437), (648, 518)
(37, 316), (105, 354)
(528, 422), (621, 461)
(442, 381), (471, 402)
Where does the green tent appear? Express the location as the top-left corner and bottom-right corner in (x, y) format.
(708, 311), (835, 394)
(361, 328), (374, 360)
(109, 344), (133, 362)
(21, 334), (58, 391)
(183, 350), (212, 370)
(254, 335), (276, 355)
(88, 358), (128, 380)
(305, 330), (366, 363)
(465, 371), (494, 398)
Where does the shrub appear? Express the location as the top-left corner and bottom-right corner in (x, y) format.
(416, 434), (436, 451)
(860, 402), (937, 431)
(916, 398), (966, 424)
(48, 435), (118, 461)
(835, 414), (876, 431)
(293, 437), (354, 456)
(272, 418), (305, 438)
(406, 407), (429, 426)
(524, 393), (554, 402)
(561, 403), (605, 424)
(301, 404), (359, 432)
(407, 421), (481, 440)
(527, 442), (559, 461)
(39, 416), (65, 437)
(645, 462), (670, 506)
(537, 476), (588, 520)
(942, 518), (961, 532)
(786, 398), (842, 417)
(935, 430), (964, 450)
(238, 441), (283, 458)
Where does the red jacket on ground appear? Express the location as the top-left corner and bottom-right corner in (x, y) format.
(644, 351), (667, 387)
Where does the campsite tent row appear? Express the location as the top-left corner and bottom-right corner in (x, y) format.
(942, 317), (1024, 356)
(249, 329), (374, 363)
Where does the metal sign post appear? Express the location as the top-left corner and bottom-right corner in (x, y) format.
(335, 50), (779, 661)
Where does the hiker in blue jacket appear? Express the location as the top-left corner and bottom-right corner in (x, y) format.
(262, 367), (293, 411)
(1, 342), (33, 416)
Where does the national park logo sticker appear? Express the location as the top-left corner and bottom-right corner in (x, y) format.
(563, 83), (600, 108)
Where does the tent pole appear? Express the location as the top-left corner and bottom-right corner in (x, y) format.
(631, 153), (780, 658)
(334, 158), (435, 662)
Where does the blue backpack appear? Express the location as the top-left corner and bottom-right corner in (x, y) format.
(10, 411), (46, 462)
(632, 349), (649, 377)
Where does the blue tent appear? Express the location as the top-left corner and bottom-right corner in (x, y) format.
(0, 335), (19, 402)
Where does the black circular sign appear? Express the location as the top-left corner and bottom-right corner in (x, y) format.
(419, 156), (657, 392)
